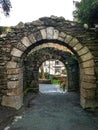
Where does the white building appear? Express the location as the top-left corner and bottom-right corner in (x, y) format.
(43, 60), (65, 75)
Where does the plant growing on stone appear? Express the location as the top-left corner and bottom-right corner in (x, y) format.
(73, 0), (98, 27)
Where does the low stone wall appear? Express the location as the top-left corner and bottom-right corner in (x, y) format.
(39, 79), (51, 84)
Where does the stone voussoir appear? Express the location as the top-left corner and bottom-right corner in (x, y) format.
(46, 27), (54, 39)
(69, 38), (79, 47)
(21, 36), (32, 47)
(58, 32), (66, 41)
(40, 29), (47, 39)
(28, 33), (36, 43)
(11, 48), (23, 57)
(81, 59), (95, 68)
(73, 43), (83, 51)
(80, 52), (93, 62)
(14, 42), (27, 52)
(77, 46), (90, 56)
(64, 35), (73, 44)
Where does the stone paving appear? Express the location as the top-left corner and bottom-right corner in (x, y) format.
(5, 85), (98, 130)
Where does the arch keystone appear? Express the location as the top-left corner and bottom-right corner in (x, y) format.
(46, 27), (54, 39)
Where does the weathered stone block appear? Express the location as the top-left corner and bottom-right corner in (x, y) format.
(21, 37), (31, 47)
(7, 80), (22, 89)
(69, 38), (79, 47)
(80, 52), (93, 62)
(7, 73), (23, 81)
(46, 27), (54, 39)
(7, 86), (23, 96)
(81, 88), (95, 99)
(82, 75), (96, 83)
(53, 29), (59, 39)
(81, 81), (96, 89)
(1, 94), (23, 109)
(6, 62), (18, 68)
(83, 67), (95, 75)
(7, 68), (23, 75)
(15, 42), (26, 51)
(58, 32), (66, 41)
(11, 48), (23, 57)
(28, 33), (36, 43)
(78, 47), (89, 56)
(33, 31), (42, 41)
(73, 43), (83, 51)
(64, 35), (73, 43)
(80, 97), (97, 109)
(58, 37), (64, 41)
(40, 29), (47, 39)
(81, 60), (94, 68)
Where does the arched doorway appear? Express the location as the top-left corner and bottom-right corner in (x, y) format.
(1, 18), (97, 109)
(24, 46), (79, 93)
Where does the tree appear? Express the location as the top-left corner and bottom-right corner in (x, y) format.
(0, 0), (12, 16)
(73, 0), (98, 27)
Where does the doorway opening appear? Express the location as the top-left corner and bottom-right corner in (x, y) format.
(39, 60), (68, 93)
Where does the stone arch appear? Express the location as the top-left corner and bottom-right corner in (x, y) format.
(24, 47), (79, 92)
(1, 20), (97, 109)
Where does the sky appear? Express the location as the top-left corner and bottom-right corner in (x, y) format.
(0, 0), (80, 26)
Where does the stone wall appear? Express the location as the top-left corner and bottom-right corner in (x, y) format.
(0, 16), (98, 109)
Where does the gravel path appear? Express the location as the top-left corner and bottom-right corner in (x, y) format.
(7, 91), (98, 130)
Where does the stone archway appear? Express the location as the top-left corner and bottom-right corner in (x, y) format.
(0, 16), (97, 109)
(24, 47), (79, 92)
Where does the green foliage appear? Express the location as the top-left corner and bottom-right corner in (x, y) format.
(52, 79), (59, 84)
(73, 0), (98, 26)
(0, 26), (11, 35)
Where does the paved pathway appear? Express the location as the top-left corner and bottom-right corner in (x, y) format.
(6, 85), (98, 130)
(39, 84), (66, 93)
